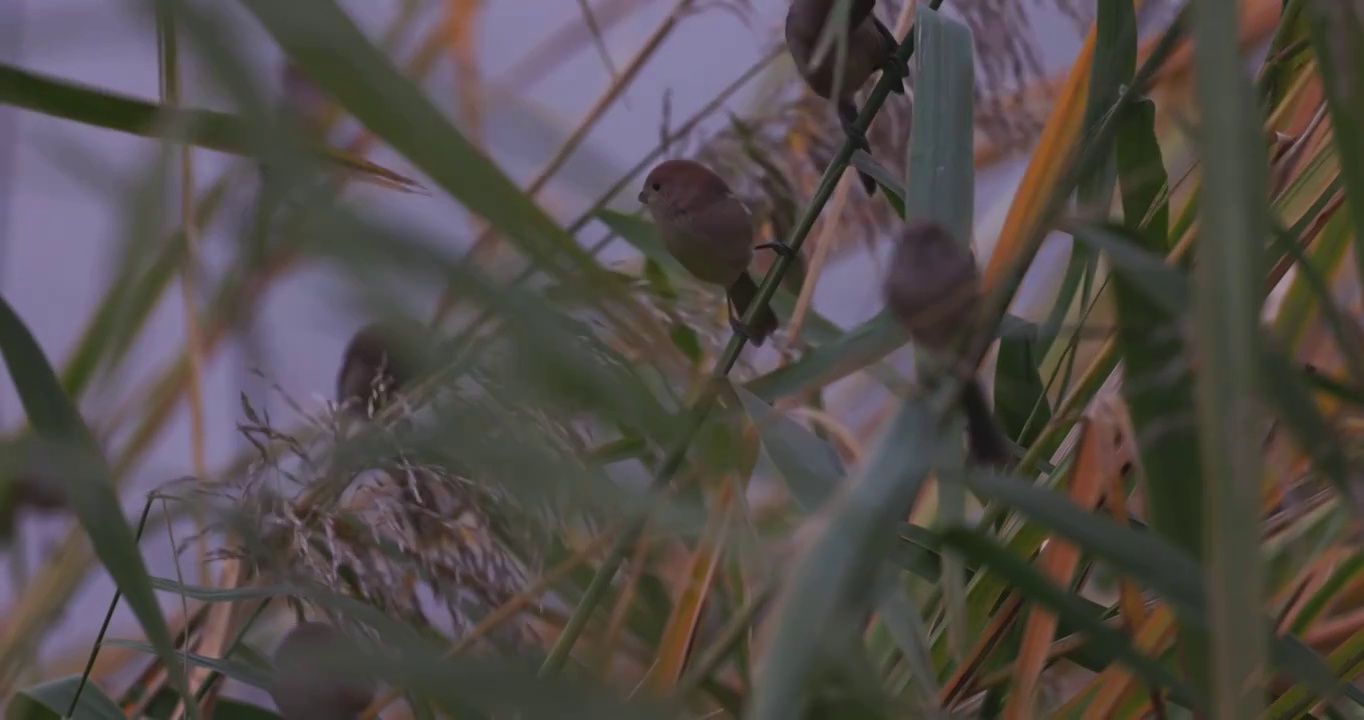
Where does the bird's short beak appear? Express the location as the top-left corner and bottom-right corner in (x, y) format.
(637, 191), (647, 204)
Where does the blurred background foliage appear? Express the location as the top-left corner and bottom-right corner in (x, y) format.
(3, 0), (1364, 717)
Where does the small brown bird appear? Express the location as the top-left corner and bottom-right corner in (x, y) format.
(639, 159), (799, 347)
(883, 221), (1012, 466)
(269, 622), (374, 720)
(336, 322), (415, 418)
(785, 0), (906, 196)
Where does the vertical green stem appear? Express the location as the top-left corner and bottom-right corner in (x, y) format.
(68, 497), (156, 716)
(1191, 0), (1269, 713)
(537, 5), (943, 676)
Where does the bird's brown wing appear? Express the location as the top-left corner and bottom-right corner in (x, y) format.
(849, 0), (878, 29)
(689, 197), (756, 283)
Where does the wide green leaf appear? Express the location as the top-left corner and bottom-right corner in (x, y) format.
(1192, 0), (1272, 709)
(735, 385), (845, 512)
(747, 397), (940, 720)
(905, 6), (975, 240)
(141, 688), (282, 720)
(0, 64), (415, 189)
(6, 675), (125, 720)
(849, 149), (907, 218)
(992, 317), (1052, 449)
(1068, 220), (1189, 314)
(0, 297), (191, 706)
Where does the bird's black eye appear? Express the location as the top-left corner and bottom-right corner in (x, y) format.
(651, 182), (661, 191)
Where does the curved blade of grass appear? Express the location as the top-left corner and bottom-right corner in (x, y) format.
(60, 171), (233, 398)
(960, 469), (1364, 707)
(141, 690), (281, 720)
(743, 311), (903, 400)
(1268, 618), (1364, 719)
(0, 297), (192, 709)
(1067, 220), (1189, 314)
(149, 577), (296, 602)
(979, 4), (1096, 288)
(1259, 343), (1356, 511)
(1288, 555), (1364, 636)
(939, 528), (1196, 705)
(1273, 205), (1353, 351)
(8, 675), (126, 720)
(873, 568), (942, 707)
(1305, 0), (1364, 289)
(643, 487), (731, 693)
(1004, 413), (1113, 717)
(102, 639), (271, 689)
(235, 0), (611, 292)
(746, 396), (940, 720)
(1268, 205), (1364, 383)
(161, 549), (671, 719)
(735, 386), (845, 511)
(992, 318), (1052, 449)
(849, 149), (907, 218)
(735, 386), (941, 704)
(1096, 84), (1205, 609)
(0, 64), (416, 189)
(1077, 0), (1137, 213)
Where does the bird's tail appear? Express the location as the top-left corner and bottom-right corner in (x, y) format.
(960, 379), (1013, 467)
(729, 272), (780, 347)
(781, 248), (808, 296)
(837, 100), (880, 198)
(856, 168), (878, 196)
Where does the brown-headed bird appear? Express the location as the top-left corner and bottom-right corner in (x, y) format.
(640, 159), (806, 347)
(269, 622), (374, 720)
(785, 0), (906, 196)
(336, 322), (414, 418)
(883, 221), (1012, 466)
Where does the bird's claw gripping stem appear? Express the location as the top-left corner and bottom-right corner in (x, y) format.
(729, 314), (754, 341)
(756, 241), (796, 259)
(840, 115), (870, 153)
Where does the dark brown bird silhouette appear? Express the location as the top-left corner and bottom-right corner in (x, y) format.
(640, 159), (804, 346)
(883, 221), (1012, 466)
(785, 0), (906, 196)
(336, 322), (417, 418)
(269, 621), (374, 720)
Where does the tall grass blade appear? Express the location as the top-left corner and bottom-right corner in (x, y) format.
(1191, 0), (1271, 710)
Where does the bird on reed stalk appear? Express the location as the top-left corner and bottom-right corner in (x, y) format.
(336, 322), (416, 419)
(639, 159), (805, 347)
(882, 220), (1013, 466)
(785, 0), (906, 197)
(269, 621), (374, 720)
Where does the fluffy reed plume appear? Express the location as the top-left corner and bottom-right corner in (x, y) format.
(650, 0), (1096, 267)
(177, 363), (612, 651)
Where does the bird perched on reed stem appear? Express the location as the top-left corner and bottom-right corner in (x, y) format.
(882, 221), (1012, 466)
(336, 322), (416, 418)
(639, 159), (804, 347)
(269, 621), (374, 720)
(785, 0), (906, 197)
